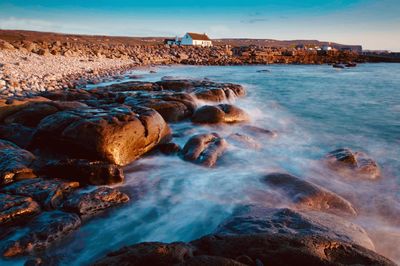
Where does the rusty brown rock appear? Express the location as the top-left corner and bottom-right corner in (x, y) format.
(181, 133), (228, 167)
(263, 173), (357, 216)
(192, 104), (249, 124)
(0, 193), (40, 227)
(31, 106), (171, 166)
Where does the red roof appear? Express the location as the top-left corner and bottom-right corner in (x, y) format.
(187, 32), (211, 41)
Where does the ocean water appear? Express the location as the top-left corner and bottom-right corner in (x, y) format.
(2, 64), (400, 265)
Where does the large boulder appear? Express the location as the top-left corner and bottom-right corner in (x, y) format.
(216, 206), (375, 250)
(1, 178), (79, 210)
(192, 104), (249, 124)
(62, 187), (129, 217)
(2, 211), (81, 257)
(324, 148), (380, 180)
(191, 233), (395, 266)
(38, 159), (124, 185)
(0, 140), (36, 185)
(0, 193), (40, 227)
(180, 133), (228, 167)
(0, 97), (50, 122)
(263, 173), (356, 216)
(3, 103), (59, 127)
(0, 123), (34, 149)
(125, 93), (196, 122)
(93, 242), (194, 266)
(31, 106), (171, 166)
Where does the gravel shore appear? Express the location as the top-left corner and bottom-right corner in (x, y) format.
(0, 49), (136, 98)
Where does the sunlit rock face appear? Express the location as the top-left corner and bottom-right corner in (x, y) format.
(0, 139), (36, 185)
(180, 133), (228, 167)
(324, 148), (380, 180)
(31, 106), (171, 166)
(263, 173), (357, 216)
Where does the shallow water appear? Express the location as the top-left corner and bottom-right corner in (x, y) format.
(3, 64), (400, 265)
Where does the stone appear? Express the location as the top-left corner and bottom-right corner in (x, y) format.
(0, 97), (51, 121)
(0, 193), (40, 227)
(31, 106), (171, 166)
(191, 233), (395, 266)
(263, 173), (357, 216)
(1, 178), (79, 210)
(3, 102), (59, 127)
(0, 123), (34, 149)
(192, 104), (249, 124)
(181, 133), (228, 167)
(39, 159), (124, 185)
(179, 256), (246, 266)
(0, 139), (36, 185)
(62, 187), (129, 216)
(2, 211), (81, 257)
(227, 133), (260, 149)
(324, 148), (380, 179)
(93, 242), (194, 266)
(158, 142), (181, 155)
(0, 40), (15, 50)
(216, 206), (375, 250)
(241, 125), (277, 138)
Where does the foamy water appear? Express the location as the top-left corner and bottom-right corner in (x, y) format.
(3, 64), (400, 265)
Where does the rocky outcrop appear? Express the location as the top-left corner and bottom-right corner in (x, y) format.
(0, 139), (36, 185)
(0, 193), (40, 226)
(158, 143), (182, 155)
(324, 148), (380, 179)
(31, 106), (171, 166)
(191, 233), (395, 266)
(263, 173), (356, 215)
(1, 178), (79, 210)
(2, 211), (81, 257)
(0, 123), (34, 148)
(216, 206), (374, 250)
(192, 104), (249, 124)
(62, 187), (129, 217)
(93, 242), (194, 266)
(38, 159), (124, 185)
(181, 133), (228, 167)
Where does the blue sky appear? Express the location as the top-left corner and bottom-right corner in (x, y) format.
(0, 0), (399, 51)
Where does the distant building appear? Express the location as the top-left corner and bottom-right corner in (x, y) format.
(322, 45), (333, 51)
(180, 32), (212, 47)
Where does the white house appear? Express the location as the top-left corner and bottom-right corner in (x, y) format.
(322, 45), (333, 51)
(180, 32), (212, 47)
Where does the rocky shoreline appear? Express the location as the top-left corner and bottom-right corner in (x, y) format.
(0, 73), (397, 265)
(1, 36), (367, 99)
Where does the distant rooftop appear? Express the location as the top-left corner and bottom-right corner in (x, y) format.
(187, 32), (211, 41)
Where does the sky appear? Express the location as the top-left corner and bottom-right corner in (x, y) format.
(0, 0), (399, 51)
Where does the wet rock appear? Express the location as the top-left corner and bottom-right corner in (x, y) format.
(31, 106), (171, 166)
(227, 133), (260, 149)
(181, 133), (228, 167)
(263, 173), (357, 216)
(62, 187), (129, 216)
(93, 81), (159, 93)
(93, 242), (194, 266)
(216, 206), (374, 250)
(325, 148), (380, 179)
(39, 159), (124, 185)
(0, 193), (40, 226)
(0, 97), (51, 121)
(3, 102), (59, 127)
(125, 93), (196, 122)
(179, 255), (246, 266)
(1, 178), (79, 210)
(0, 140), (36, 185)
(0, 123), (34, 148)
(192, 233), (395, 266)
(40, 89), (92, 101)
(158, 143), (181, 155)
(156, 80), (196, 91)
(242, 125), (277, 138)
(192, 104), (249, 124)
(2, 211), (81, 257)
